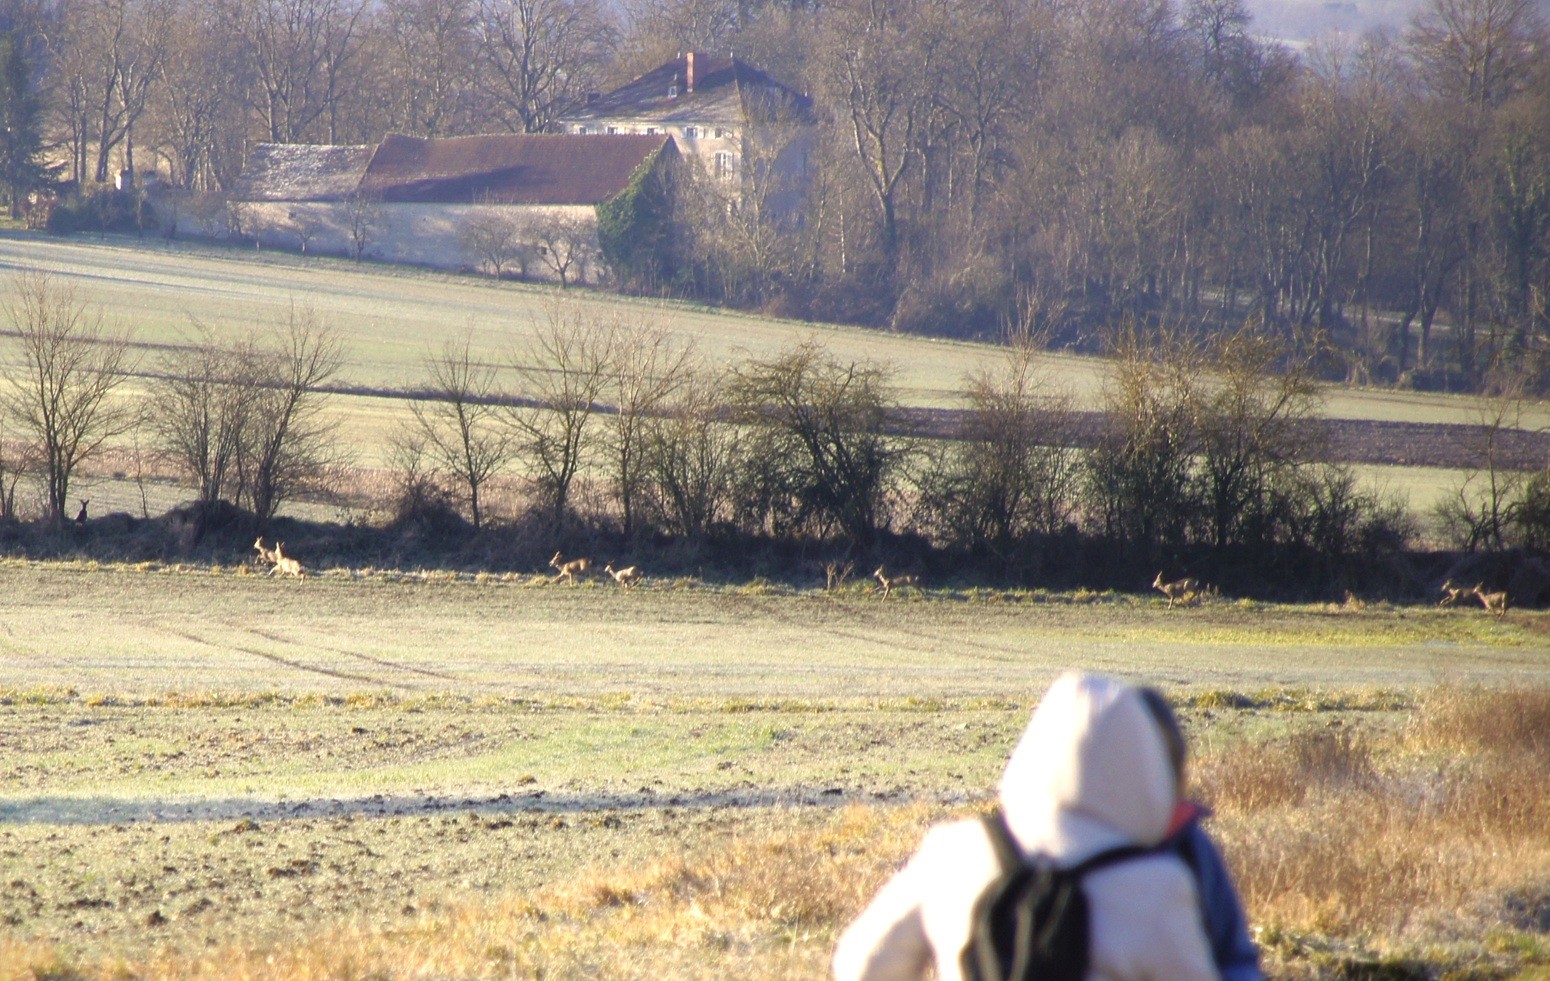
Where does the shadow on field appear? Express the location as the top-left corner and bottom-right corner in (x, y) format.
(0, 784), (919, 826)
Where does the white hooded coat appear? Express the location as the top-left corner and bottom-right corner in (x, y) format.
(833, 673), (1218, 981)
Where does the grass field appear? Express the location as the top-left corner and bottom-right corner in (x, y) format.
(4, 232), (1542, 428)
(1, 562), (1549, 977)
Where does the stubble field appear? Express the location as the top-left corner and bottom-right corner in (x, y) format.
(1, 561), (1548, 978)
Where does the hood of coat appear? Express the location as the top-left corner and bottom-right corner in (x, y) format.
(998, 672), (1177, 861)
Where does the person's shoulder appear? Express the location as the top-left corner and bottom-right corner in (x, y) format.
(1084, 848), (1198, 900)
(918, 815), (996, 855)
(905, 815), (1004, 885)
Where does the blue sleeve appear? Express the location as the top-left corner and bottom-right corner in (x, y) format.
(1181, 823), (1263, 981)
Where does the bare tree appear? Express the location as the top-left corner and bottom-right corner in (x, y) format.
(410, 333), (514, 529)
(372, 0), (477, 137)
(458, 207), (524, 277)
(528, 211), (595, 287)
(1435, 371), (1533, 551)
(150, 0), (250, 191)
(508, 300), (613, 525)
(727, 339), (901, 546)
(235, 306), (345, 527)
(472, 0), (615, 134)
(1407, 0), (1547, 107)
(229, 0), (366, 144)
(645, 362), (739, 541)
(818, 0), (936, 262)
(0, 269), (136, 524)
(915, 336), (1080, 560)
(603, 315), (691, 538)
(1195, 324), (1324, 552)
(147, 322), (260, 510)
(343, 190), (383, 260)
(1085, 324), (1204, 558)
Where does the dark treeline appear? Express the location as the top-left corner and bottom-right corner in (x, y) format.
(1, 0), (1549, 391)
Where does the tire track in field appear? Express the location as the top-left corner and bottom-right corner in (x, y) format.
(821, 626), (1018, 663)
(238, 625), (459, 682)
(719, 591), (1021, 664)
(158, 625), (413, 689)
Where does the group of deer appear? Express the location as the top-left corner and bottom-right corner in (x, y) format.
(550, 552), (642, 588)
(252, 537), (305, 579)
(1439, 579), (1509, 617)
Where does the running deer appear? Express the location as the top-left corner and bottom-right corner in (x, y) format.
(253, 536), (278, 566)
(1472, 582), (1509, 618)
(873, 566), (919, 599)
(1438, 579), (1469, 607)
(268, 540), (305, 579)
(604, 563), (643, 588)
(549, 552), (591, 584)
(1152, 571), (1201, 609)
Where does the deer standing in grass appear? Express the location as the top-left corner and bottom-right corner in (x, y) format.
(550, 552), (591, 584)
(1472, 583), (1509, 618)
(1438, 579), (1469, 607)
(873, 566), (919, 599)
(268, 541), (305, 579)
(604, 563), (643, 588)
(1153, 571), (1201, 609)
(75, 500), (89, 526)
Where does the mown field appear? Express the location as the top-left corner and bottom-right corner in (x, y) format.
(1, 561), (1548, 978)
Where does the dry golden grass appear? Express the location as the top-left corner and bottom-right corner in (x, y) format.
(1197, 687), (1550, 975)
(0, 806), (933, 980)
(6, 689), (1548, 979)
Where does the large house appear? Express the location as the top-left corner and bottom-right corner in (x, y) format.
(561, 52), (811, 204)
(226, 133), (679, 282)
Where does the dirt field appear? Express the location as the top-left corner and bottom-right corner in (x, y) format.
(1, 561), (1548, 976)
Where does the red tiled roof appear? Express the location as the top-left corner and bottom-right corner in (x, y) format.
(357, 133), (672, 205)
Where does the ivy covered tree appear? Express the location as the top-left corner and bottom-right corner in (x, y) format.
(0, 29), (50, 218)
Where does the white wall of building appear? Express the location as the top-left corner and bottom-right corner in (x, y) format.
(226, 201), (604, 282)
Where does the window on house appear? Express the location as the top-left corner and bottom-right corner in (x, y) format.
(714, 127), (726, 139)
(715, 152), (735, 179)
(683, 126), (698, 139)
(645, 127), (659, 135)
(606, 126), (619, 134)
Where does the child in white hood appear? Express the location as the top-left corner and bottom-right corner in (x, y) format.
(833, 672), (1260, 981)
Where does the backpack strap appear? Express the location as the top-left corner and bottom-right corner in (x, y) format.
(1068, 840), (1168, 877)
(980, 807), (1025, 873)
(982, 807), (1170, 876)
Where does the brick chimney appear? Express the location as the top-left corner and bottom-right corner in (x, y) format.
(686, 51), (696, 94)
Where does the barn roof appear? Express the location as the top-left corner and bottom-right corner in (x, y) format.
(228, 143), (375, 202)
(567, 53), (811, 126)
(357, 133), (673, 205)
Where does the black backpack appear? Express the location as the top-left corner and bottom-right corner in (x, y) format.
(961, 808), (1167, 981)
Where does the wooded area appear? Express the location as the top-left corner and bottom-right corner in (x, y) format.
(0, 0), (1547, 390)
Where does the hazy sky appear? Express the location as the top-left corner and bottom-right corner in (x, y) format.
(1246, 0), (1550, 43)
